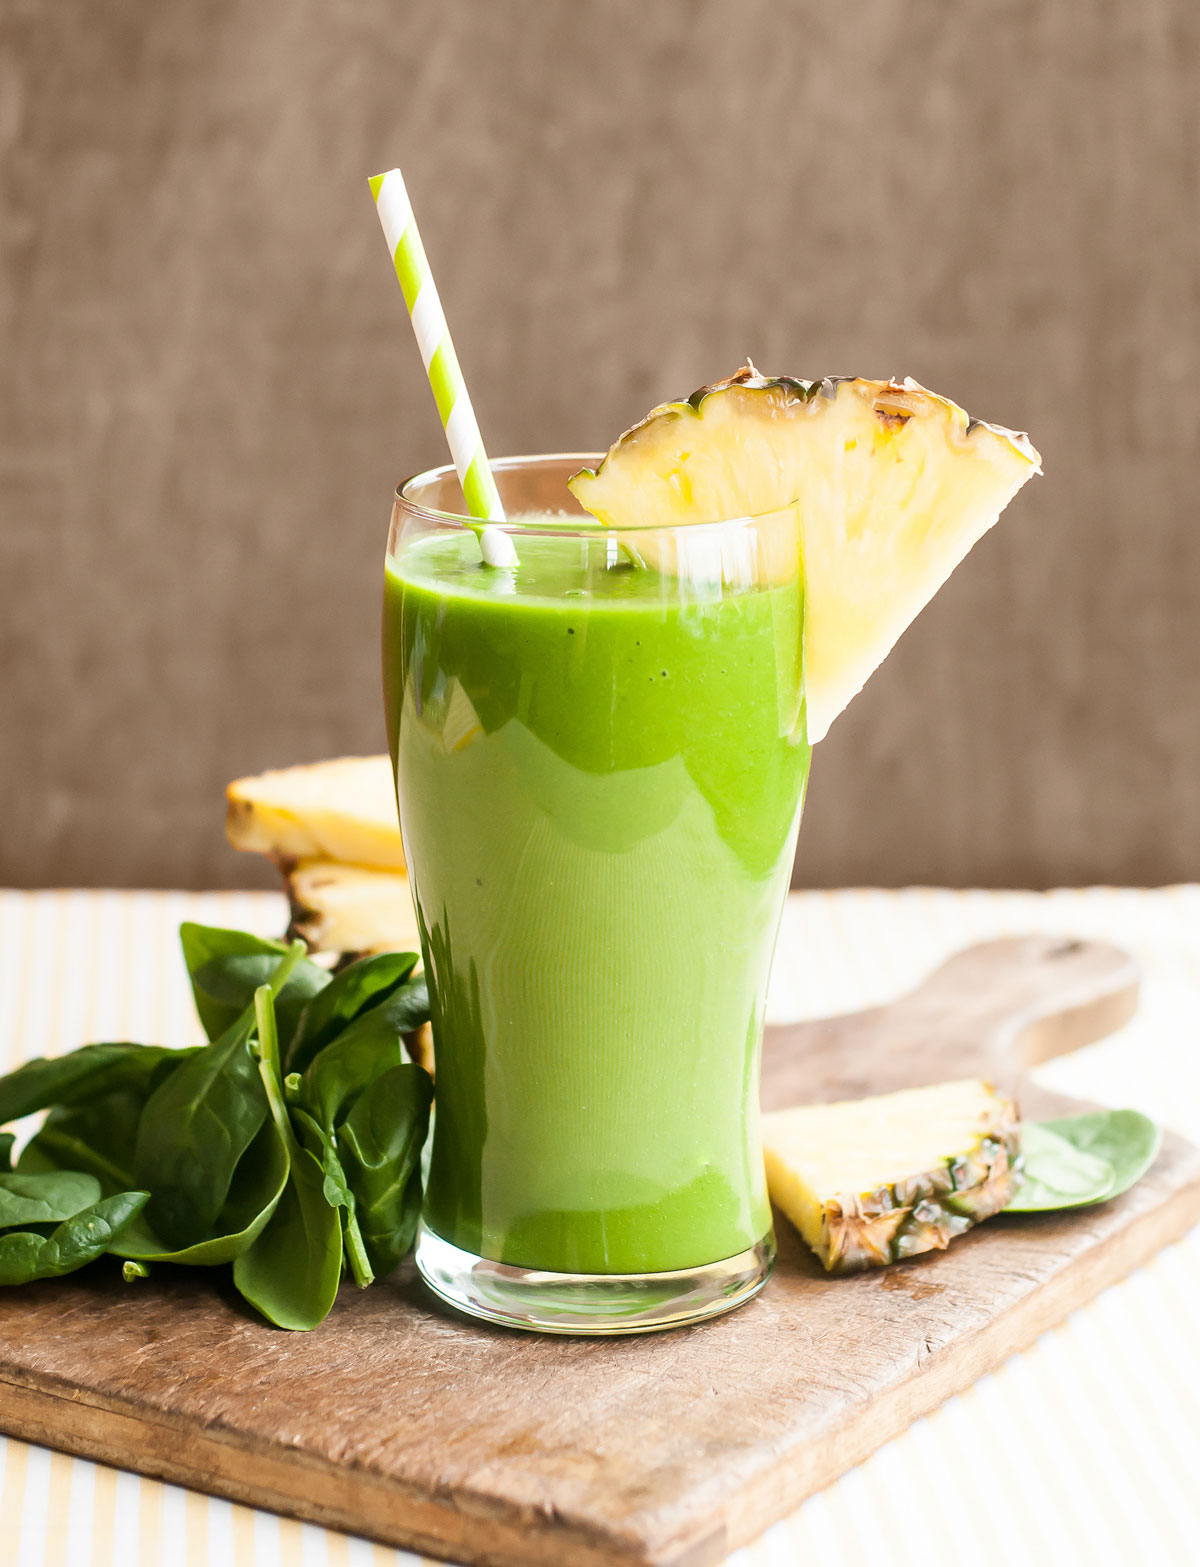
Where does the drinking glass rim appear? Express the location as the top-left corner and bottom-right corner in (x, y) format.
(394, 453), (799, 535)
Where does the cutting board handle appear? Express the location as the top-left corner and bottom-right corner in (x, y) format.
(761, 935), (1140, 1109)
(892, 935), (1141, 1068)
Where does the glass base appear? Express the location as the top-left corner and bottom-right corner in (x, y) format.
(414, 1221), (776, 1336)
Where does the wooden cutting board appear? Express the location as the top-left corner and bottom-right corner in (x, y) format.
(1, 935), (1197, 1566)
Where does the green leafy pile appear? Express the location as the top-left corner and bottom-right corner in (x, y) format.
(0, 924), (432, 1330)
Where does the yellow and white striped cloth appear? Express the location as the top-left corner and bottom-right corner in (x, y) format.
(1, 886), (1198, 1567)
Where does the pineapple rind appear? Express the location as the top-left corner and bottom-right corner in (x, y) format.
(821, 1131), (1018, 1274)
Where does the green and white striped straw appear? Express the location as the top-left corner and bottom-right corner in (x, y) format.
(369, 167), (516, 568)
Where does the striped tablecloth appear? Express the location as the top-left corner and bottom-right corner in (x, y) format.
(1, 886), (1198, 1567)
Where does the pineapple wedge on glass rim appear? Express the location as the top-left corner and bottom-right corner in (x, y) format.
(762, 1078), (1020, 1273)
(568, 366), (1041, 742)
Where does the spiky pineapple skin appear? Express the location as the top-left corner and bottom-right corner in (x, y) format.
(817, 1125), (1020, 1274)
(570, 362), (1040, 502)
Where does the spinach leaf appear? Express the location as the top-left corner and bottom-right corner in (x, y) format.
(0, 1043), (192, 1126)
(234, 1142), (343, 1330)
(0, 1171), (102, 1227)
(291, 1108), (353, 1214)
(300, 979), (429, 1132)
(0, 1133), (13, 1172)
(180, 923), (329, 1048)
(286, 951), (420, 1075)
(1007, 1108), (1160, 1213)
(135, 943), (304, 1249)
(292, 1106), (373, 1288)
(135, 1017), (265, 1247)
(232, 988), (342, 1330)
(112, 1118), (289, 1265)
(1033, 1109), (1160, 1199)
(122, 1260), (149, 1282)
(1006, 1122), (1114, 1211)
(338, 1063), (432, 1278)
(16, 1048), (205, 1196)
(0, 1191), (148, 1285)
(20, 1088), (147, 1193)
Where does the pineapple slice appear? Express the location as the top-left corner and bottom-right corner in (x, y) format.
(285, 859), (421, 956)
(763, 1078), (1019, 1273)
(226, 756), (405, 871)
(568, 367), (1040, 742)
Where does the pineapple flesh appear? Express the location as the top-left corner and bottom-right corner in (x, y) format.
(226, 758), (419, 958)
(568, 367), (1040, 742)
(285, 859), (421, 956)
(763, 1079), (1020, 1273)
(226, 756), (405, 871)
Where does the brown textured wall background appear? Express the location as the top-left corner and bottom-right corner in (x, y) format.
(2, 0), (1198, 890)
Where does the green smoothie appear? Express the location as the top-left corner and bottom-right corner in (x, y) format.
(383, 524), (810, 1274)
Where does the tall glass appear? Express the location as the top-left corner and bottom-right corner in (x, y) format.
(383, 455), (810, 1333)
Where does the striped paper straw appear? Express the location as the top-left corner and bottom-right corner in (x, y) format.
(369, 167), (515, 567)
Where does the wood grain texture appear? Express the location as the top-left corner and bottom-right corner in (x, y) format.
(0, 938), (1195, 1566)
(2, 1), (1200, 889)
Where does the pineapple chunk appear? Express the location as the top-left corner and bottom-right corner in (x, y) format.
(763, 1079), (1019, 1273)
(285, 859), (421, 956)
(226, 756), (405, 871)
(569, 367), (1040, 742)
